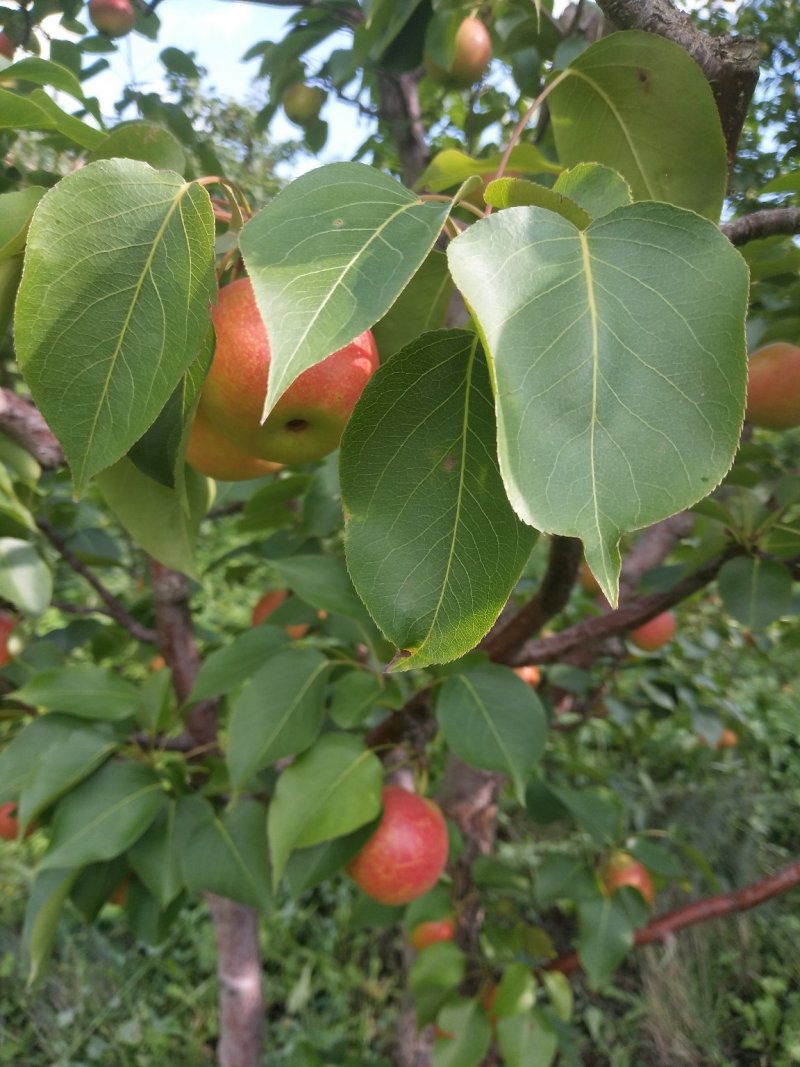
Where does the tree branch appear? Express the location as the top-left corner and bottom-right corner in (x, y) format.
(377, 71), (429, 187)
(618, 512), (695, 600)
(36, 518), (158, 644)
(547, 858), (800, 976)
(0, 389), (64, 470)
(721, 207), (800, 246)
(594, 0), (760, 164)
(510, 546), (741, 666)
(481, 537), (583, 661)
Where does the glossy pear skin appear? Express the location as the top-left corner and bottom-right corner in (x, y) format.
(200, 278), (380, 464)
(186, 409), (281, 482)
(347, 786), (449, 906)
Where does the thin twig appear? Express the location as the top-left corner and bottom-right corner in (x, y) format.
(547, 858), (800, 976)
(36, 518), (158, 644)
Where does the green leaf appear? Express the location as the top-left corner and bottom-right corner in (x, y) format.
(328, 668), (387, 728)
(180, 798), (271, 911)
(447, 203), (748, 605)
(551, 787), (622, 846)
(0, 714), (106, 801)
(553, 163), (632, 220)
(271, 554), (366, 619)
(415, 145), (561, 194)
(0, 537), (51, 614)
(40, 761), (165, 870)
(341, 330), (536, 669)
(95, 458), (212, 578)
(0, 87), (104, 149)
(497, 1009), (559, 1067)
(432, 999), (492, 1067)
(87, 121), (187, 173)
(284, 821), (378, 897)
(372, 251), (454, 359)
(17, 726), (118, 830)
(718, 556), (793, 630)
(14, 666), (142, 721)
(187, 625), (287, 704)
(15, 159), (216, 493)
(436, 664), (547, 802)
(239, 162), (452, 416)
(409, 942), (467, 1027)
(0, 187), (46, 259)
(128, 332), (212, 490)
(549, 30), (727, 220)
(4, 57), (88, 101)
(492, 963), (538, 1018)
(22, 868), (79, 985)
(535, 854), (598, 906)
(483, 177), (591, 228)
(268, 733), (383, 885)
(577, 894), (636, 987)
(128, 803), (183, 908)
(227, 647), (331, 787)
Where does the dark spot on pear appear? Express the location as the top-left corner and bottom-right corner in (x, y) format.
(285, 419), (309, 433)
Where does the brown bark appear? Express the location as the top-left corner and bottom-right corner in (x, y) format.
(547, 858), (800, 977)
(721, 207), (800, 245)
(0, 388), (64, 469)
(594, 0), (760, 164)
(376, 71), (429, 187)
(206, 895), (265, 1067)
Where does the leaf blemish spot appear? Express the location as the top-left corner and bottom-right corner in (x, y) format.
(332, 217), (345, 228)
(442, 454), (455, 472)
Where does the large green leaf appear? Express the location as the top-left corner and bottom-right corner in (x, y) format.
(268, 733), (383, 885)
(436, 664), (547, 803)
(179, 798), (271, 911)
(22, 868), (79, 985)
(271, 554), (367, 619)
(88, 121), (186, 173)
(0, 714), (110, 801)
(14, 666), (142, 721)
(341, 330), (537, 669)
(718, 556), (794, 630)
(372, 251), (453, 360)
(40, 761), (165, 870)
(95, 459), (212, 578)
(17, 726), (118, 831)
(0, 187), (46, 259)
(0, 88), (104, 149)
(448, 203), (748, 604)
(15, 159), (216, 492)
(187, 625), (287, 704)
(497, 1010), (559, 1067)
(227, 647), (331, 787)
(549, 30), (727, 221)
(128, 803), (183, 908)
(432, 999), (492, 1067)
(239, 162), (452, 417)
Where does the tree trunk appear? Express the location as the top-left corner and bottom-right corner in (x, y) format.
(207, 895), (265, 1067)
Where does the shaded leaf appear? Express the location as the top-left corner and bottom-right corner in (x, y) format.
(14, 666), (142, 721)
(448, 203), (748, 604)
(577, 894), (635, 987)
(22, 868), (78, 985)
(436, 664), (547, 802)
(549, 31), (727, 220)
(187, 625), (287, 704)
(180, 798), (271, 911)
(718, 556), (793, 630)
(341, 330), (536, 669)
(268, 733), (383, 885)
(15, 159), (216, 492)
(372, 251), (453, 359)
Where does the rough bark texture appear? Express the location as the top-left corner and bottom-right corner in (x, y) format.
(206, 895), (265, 1067)
(722, 207), (800, 245)
(377, 71), (429, 187)
(594, 0), (760, 163)
(0, 388), (64, 468)
(148, 561), (264, 1066)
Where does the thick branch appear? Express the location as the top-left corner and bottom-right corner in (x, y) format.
(148, 560), (217, 747)
(206, 895), (265, 1067)
(0, 389), (64, 469)
(481, 537), (583, 661)
(376, 72), (429, 187)
(37, 518), (158, 644)
(618, 512), (695, 601)
(721, 208), (800, 246)
(594, 0), (759, 163)
(548, 858), (800, 976)
(510, 547), (740, 666)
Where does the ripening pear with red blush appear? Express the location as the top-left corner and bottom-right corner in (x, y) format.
(347, 786), (449, 905)
(199, 277), (380, 465)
